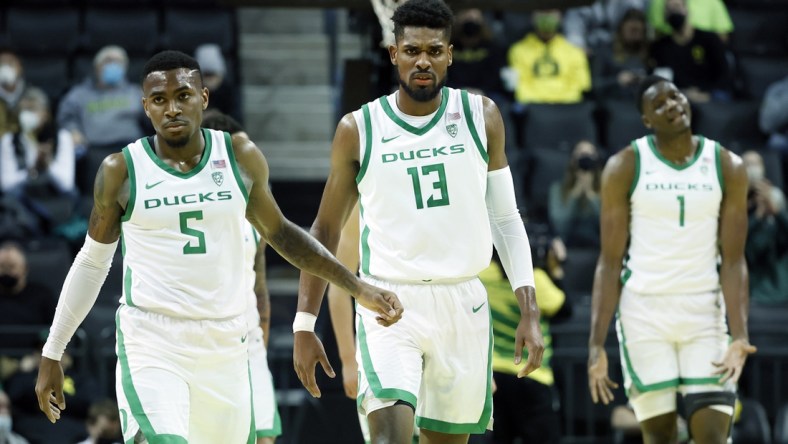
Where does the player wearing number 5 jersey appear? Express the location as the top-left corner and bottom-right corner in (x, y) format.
(293, 1), (544, 443)
(33, 50), (403, 444)
(588, 75), (756, 444)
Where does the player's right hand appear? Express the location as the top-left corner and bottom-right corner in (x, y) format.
(35, 356), (66, 423)
(293, 332), (335, 398)
(353, 283), (403, 327)
(588, 346), (618, 405)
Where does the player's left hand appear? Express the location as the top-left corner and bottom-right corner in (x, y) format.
(713, 338), (757, 384)
(293, 331), (335, 398)
(514, 315), (544, 378)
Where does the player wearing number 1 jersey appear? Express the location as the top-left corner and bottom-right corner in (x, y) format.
(293, 1), (543, 443)
(33, 50), (403, 444)
(588, 75), (756, 444)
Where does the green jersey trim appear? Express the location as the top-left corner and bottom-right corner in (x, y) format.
(646, 134), (705, 171)
(123, 265), (135, 307)
(357, 317), (418, 408)
(628, 140), (640, 198)
(225, 131), (249, 204)
(117, 311), (190, 443)
(416, 312), (493, 434)
(121, 147), (137, 222)
(360, 201), (371, 275)
(356, 104), (373, 184)
(379, 87), (448, 136)
(141, 128), (213, 179)
(246, 361), (257, 444)
(461, 90), (489, 164)
(715, 142), (725, 194)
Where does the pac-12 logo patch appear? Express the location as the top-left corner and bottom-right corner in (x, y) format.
(446, 123), (458, 138)
(212, 171), (224, 186)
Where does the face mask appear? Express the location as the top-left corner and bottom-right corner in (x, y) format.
(0, 274), (19, 290)
(0, 64), (17, 87)
(747, 165), (764, 182)
(101, 62), (125, 86)
(461, 21), (482, 38)
(577, 155), (597, 171)
(19, 110), (41, 133)
(534, 15), (560, 34)
(0, 414), (12, 434)
(666, 12), (686, 31)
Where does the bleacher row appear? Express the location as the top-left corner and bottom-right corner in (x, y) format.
(0, 0), (238, 107)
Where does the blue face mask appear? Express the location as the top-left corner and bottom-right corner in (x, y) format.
(0, 414), (12, 434)
(101, 62), (125, 86)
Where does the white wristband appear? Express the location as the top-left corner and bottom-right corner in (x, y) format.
(292, 312), (317, 333)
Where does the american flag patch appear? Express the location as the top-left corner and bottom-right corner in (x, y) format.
(212, 159), (226, 169)
(447, 111), (461, 120)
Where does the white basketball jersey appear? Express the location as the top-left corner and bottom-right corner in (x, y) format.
(354, 87), (492, 282)
(120, 129), (249, 319)
(623, 135), (723, 294)
(243, 220), (262, 331)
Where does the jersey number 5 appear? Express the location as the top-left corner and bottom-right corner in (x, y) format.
(406, 163), (450, 209)
(180, 210), (206, 254)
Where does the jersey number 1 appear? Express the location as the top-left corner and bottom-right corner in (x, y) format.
(180, 211), (206, 254)
(676, 195), (685, 227)
(406, 163), (450, 209)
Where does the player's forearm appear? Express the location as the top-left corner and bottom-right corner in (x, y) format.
(267, 220), (359, 313)
(589, 260), (621, 348)
(256, 287), (271, 347)
(514, 286), (540, 325)
(327, 286), (357, 362)
(720, 257), (750, 341)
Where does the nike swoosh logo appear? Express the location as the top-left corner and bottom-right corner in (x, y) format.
(381, 135), (401, 143)
(145, 180), (165, 189)
(241, 334), (247, 343)
(472, 302), (486, 313)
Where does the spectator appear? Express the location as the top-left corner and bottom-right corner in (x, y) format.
(0, 99), (15, 137)
(0, 390), (29, 444)
(0, 49), (31, 110)
(74, 399), (122, 444)
(508, 9), (591, 104)
(564, 0), (648, 54)
(592, 8), (650, 100)
(0, 87), (77, 231)
(56, 45), (145, 157)
(195, 44), (242, 124)
(742, 150), (788, 305)
(449, 9), (508, 102)
(548, 140), (602, 249)
(481, 241), (565, 443)
(647, 0), (732, 40)
(648, 0), (732, 103)
(0, 241), (56, 331)
(759, 74), (788, 160)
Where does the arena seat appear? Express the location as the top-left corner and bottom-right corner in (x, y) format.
(692, 100), (766, 153)
(24, 237), (72, 299)
(522, 101), (599, 152)
(775, 402), (788, 444)
(729, 7), (788, 57)
(732, 398), (772, 444)
(162, 8), (236, 54)
(602, 99), (647, 152)
(738, 56), (788, 101)
(4, 8), (80, 55)
(83, 8), (160, 56)
(524, 146), (571, 224)
(562, 247), (599, 304)
(20, 55), (71, 102)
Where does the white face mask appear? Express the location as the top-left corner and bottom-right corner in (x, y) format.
(0, 413), (12, 434)
(19, 110), (41, 133)
(0, 64), (17, 87)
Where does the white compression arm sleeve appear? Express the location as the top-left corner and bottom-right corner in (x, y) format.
(486, 166), (535, 291)
(42, 234), (117, 361)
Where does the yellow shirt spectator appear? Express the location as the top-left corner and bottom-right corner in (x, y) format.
(648, 0), (733, 36)
(508, 33), (591, 104)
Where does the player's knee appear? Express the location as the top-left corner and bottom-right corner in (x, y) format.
(641, 413), (677, 443)
(684, 391), (735, 423)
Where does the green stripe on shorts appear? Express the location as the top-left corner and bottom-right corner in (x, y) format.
(357, 318), (417, 408)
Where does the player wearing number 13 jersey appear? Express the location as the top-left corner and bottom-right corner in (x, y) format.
(588, 76), (756, 443)
(294, 1), (544, 442)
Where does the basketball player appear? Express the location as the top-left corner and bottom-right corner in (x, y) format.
(588, 75), (757, 444)
(293, 1), (544, 443)
(34, 50), (402, 444)
(202, 110), (281, 444)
